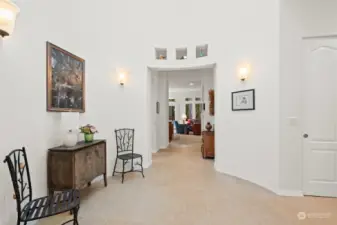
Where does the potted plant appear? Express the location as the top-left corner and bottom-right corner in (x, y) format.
(79, 124), (98, 143)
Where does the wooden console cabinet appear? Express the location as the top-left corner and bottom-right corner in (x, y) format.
(192, 123), (201, 135)
(48, 140), (107, 195)
(201, 131), (214, 158)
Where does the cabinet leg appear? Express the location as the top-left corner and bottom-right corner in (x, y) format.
(48, 189), (54, 196)
(104, 173), (107, 187)
(122, 161), (125, 184)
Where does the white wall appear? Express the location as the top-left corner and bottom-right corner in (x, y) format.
(151, 71), (170, 152)
(0, 0), (152, 223)
(150, 0), (281, 193)
(0, 0), (287, 223)
(151, 71), (159, 153)
(279, 0), (337, 194)
(212, 0), (280, 193)
(157, 73), (169, 149)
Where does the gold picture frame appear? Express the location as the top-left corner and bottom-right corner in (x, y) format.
(46, 42), (85, 112)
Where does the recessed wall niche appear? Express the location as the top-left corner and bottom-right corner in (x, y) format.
(196, 44), (208, 58)
(155, 48), (167, 60)
(176, 48), (187, 60)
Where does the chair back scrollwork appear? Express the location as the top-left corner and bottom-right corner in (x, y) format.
(115, 128), (135, 155)
(3, 147), (33, 217)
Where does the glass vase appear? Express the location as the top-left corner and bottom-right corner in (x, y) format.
(84, 133), (94, 143)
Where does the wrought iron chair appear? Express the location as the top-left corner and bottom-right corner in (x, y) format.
(4, 147), (80, 225)
(113, 129), (145, 183)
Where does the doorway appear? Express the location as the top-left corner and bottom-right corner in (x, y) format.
(148, 63), (216, 159)
(302, 37), (337, 197)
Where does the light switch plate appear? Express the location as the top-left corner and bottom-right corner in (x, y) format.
(288, 117), (298, 126)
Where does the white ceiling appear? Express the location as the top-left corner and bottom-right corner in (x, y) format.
(165, 68), (211, 91)
(169, 80), (202, 89)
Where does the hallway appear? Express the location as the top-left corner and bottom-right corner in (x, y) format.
(39, 135), (337, 225)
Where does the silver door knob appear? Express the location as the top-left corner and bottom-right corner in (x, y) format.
(303, 134), (309, 138)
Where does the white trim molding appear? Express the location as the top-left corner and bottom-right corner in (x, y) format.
(159, 144), (169, 150)
(148, 62), (216, 72)
(143, 160), (152, 169)
(169, 87), (202, 92)
(303, 34), (337, 40)
(214, 163), (282, 196)
(277, 189), (304, 197)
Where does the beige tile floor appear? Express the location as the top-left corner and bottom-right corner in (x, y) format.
(39, 134), (337, 225)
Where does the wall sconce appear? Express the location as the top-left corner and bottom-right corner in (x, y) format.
(119, 73), (125, 86)
(0, 0), (20, 38)
(238, 65), (251, 82)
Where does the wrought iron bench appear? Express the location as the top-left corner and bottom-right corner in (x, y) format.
(4, 147), (80, 225)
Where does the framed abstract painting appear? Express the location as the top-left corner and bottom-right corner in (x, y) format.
(232, 89), (255, 111)
(46, 42), (85, 112)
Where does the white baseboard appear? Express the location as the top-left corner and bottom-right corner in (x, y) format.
(143, 160), (152, 168)
(215, 164), (303, 197)
(152, 148), (159, 153)
(277, 189), (303, 197)
(160, 145), (169, 149)
(214, 162), (220, 172)
(152, 143), (169, 153)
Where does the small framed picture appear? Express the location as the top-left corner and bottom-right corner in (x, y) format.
(232, 89), (255, 111)
(156, 102), (160, 114)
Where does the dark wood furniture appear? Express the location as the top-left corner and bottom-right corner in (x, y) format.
(192, 123), (201, 135)
(48, 140), (107, 195)
(201, 131), (215, 158)
(169, 122), (173, 142)
(113, 129), (145, 183)
(4, 148), (80, 225)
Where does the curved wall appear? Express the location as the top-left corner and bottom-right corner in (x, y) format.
(1, 0), (280, 223)
(144, 0), (280, 193)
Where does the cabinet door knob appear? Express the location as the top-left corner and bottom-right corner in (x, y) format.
(303, 134), (309, 138)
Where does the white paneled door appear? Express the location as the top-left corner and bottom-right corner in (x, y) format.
(302, 37), (337, 197)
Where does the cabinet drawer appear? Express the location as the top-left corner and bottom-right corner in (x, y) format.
(74, 143), (106, 188)
(48, 152), (73, 189)
(92, 143), (106, 174)
(74, 148), (95, 188)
